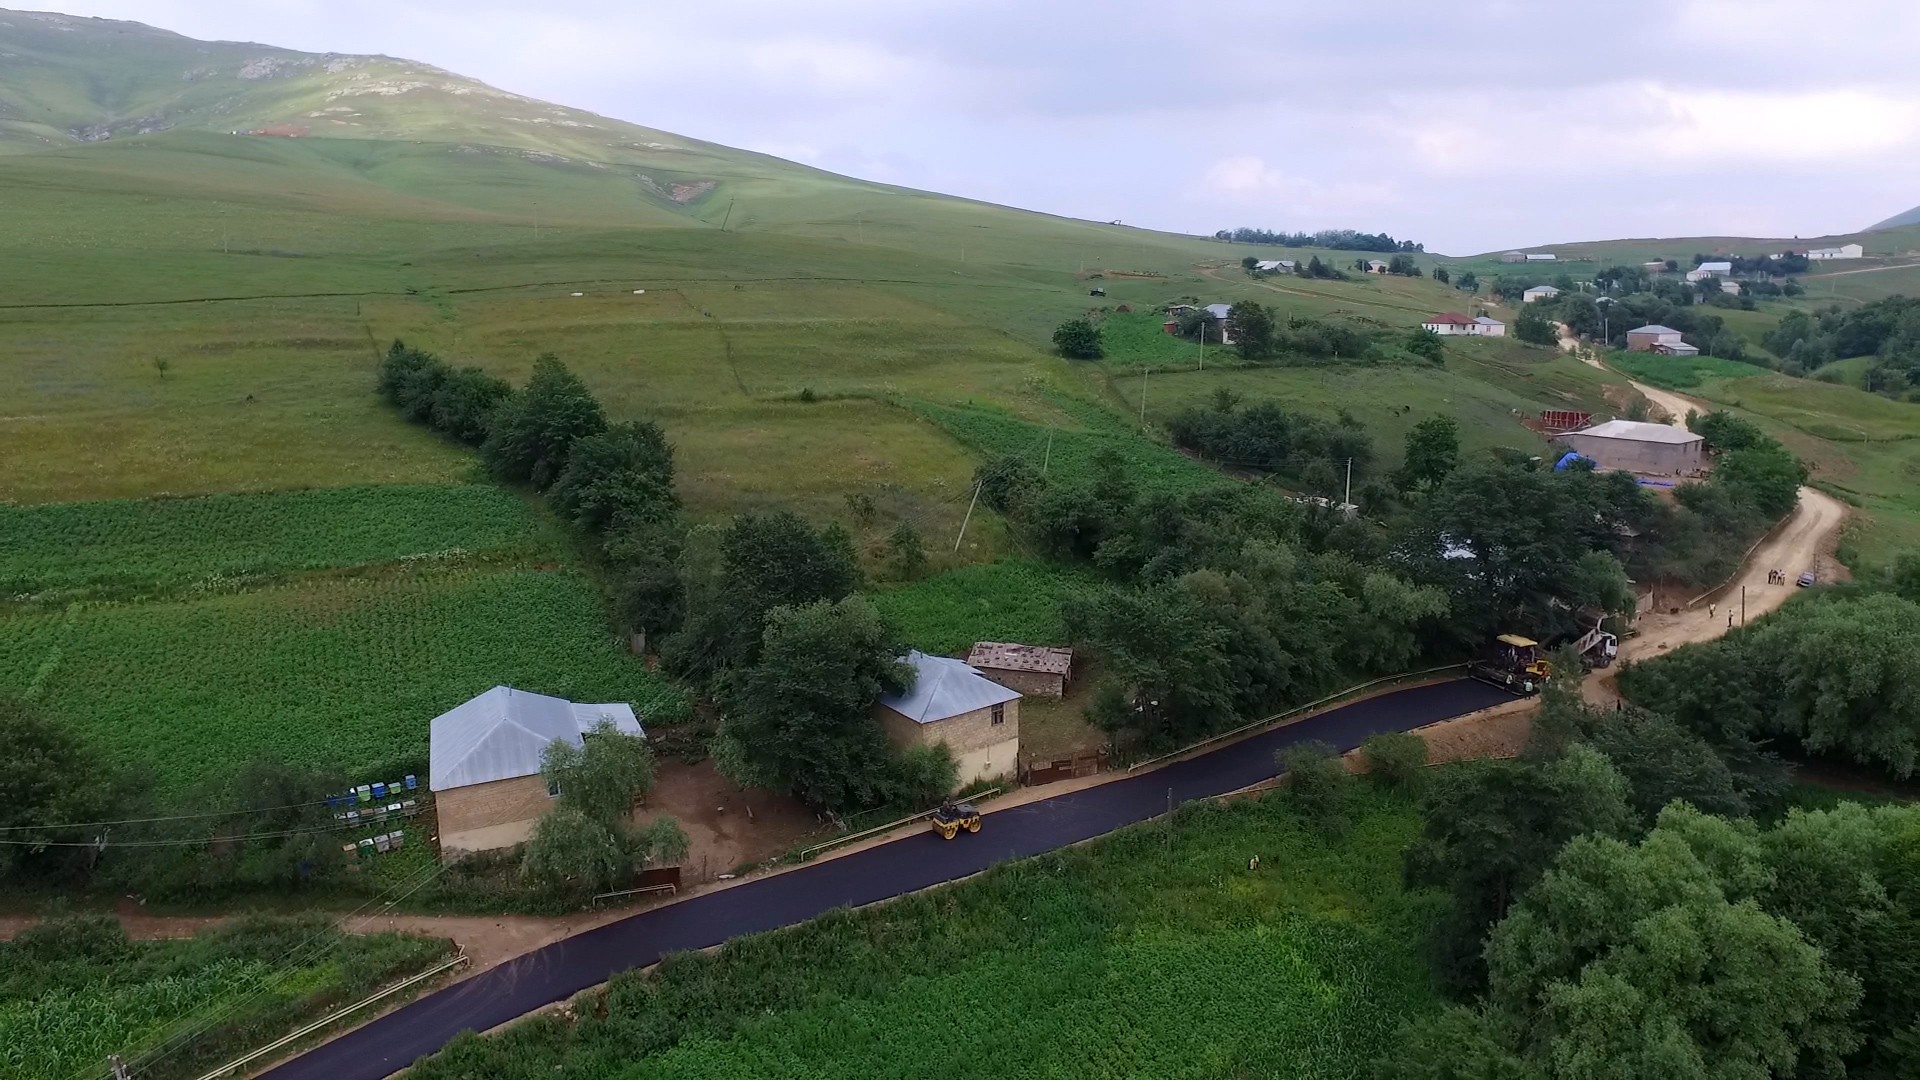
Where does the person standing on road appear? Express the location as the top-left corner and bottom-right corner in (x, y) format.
(1709, 602), (1716, 619)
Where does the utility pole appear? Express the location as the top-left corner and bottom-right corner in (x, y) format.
(1741, 585), (1746, 626)
(720, 198), (735, 232)
(109, 1055), (130, 1080)
(952, 481), (982, 554)
(1139, 367), (1149, 429)
(1344, 458), (1353, 508)
(1042, 425), (1054, 477)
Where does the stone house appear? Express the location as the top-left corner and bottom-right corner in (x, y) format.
(429, 686), (643, 860)
(966, 642), (1073, 698)
(875, 652), (1021, 787)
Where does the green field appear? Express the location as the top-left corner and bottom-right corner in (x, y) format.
(0, 484), (553, 596)
(410, 787), (1442, 1080)
(1606, 351), (1779, 391)
(0, 568), (683, 794)
(0, 916), (452, 1080)
(871, 560), (1090, 656)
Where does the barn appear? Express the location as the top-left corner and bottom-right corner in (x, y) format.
(1555, 420), (1704, 476)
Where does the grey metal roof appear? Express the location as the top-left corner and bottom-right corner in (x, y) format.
(1569, 420), (1704, 445)
(429, 686), (643, 791)
(879, 652), (1020, 725)
(1205, 303), (1233, 319)
(1627, 324), (1682, 335)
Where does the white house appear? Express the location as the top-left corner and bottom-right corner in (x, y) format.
(1720, 279), (1743, 295)
(1807, 243), (1864, 261)
(1473, 315), (1507, 337)
(1422, 313), (1503, 337)
(1366, 260), (1388, 273)
(1522, 285), (1560, 303)
(1525, 253), (1558, 262)
(1499, 251), (1528, 263)
(1686, 261), (1732, 282)
(1254, 259), (1295, 272)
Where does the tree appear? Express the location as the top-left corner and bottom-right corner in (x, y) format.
(1227, 301), (1276, 361)
(546, 420), (677, 534)
(1455, 271), (1480, 293)
(1241, 255), (1259, 272)
(1387, 254), (1422, 277)
(1362, 731), (1429, 791)
(481, 354), (608, 489)
(427, 367), (514, 446)
(615, 554), (686, 643)
(975, 454), (1043, 513)
(1403, 745), (1635, 993)
(1396, 415), (1460, 491)
(1068, 583), (1236, 748)
(712, 597), (912, 811)
(1406, 326), (1445, 364)
(152, 357), (171, 380)
(1280, 740), (1353, 834)
(1052, 317), (1104, 360)
(666, 511), (862, 682)
(1514, 305), (1557, 346)
(0, 699), (114, 879)
(1714, 444), (1806, 520)
(886, 522), (928, 580)
(1432, 267), (1451, 285)
(521, 806), (631, 895)
(541, 721), (658, 824)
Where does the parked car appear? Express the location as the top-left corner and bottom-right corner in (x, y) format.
(1797, 570), (1817, 587)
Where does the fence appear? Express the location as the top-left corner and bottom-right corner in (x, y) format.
(1021, 749), (1109, 786)
(1125, 664), (1468, 775)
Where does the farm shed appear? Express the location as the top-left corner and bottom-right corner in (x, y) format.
(1686, 261), (1731, 282)
(1555, 420), (1704, 476)
(1522, 285), (1559, 302)
(876, 652), (1021, 787)
(1625, 324), (1685, 352)
(430, 686), (644, 859)
(1807, 243), (1864, 260)
(967, 642), (1073, 698)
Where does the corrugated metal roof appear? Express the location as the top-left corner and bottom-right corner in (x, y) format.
(1205, 303), (1233, 319)
(968, 642), (1073, 675)
(1569, 420), (1704, 445)
(429, 686), (644, 791)
(1627, 324), (1682, 335)
(879, 652), (1020, 725)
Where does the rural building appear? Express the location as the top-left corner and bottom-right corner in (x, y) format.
(1500, 251), (1528, 263)
(1807, 243), (1864, 261)
(430, 686), (644, 859)
(1643, 260), (1668, 271)
(1422, 312), (1475, 336)
(1522, 285), (1560, 303)
(1686, 261), (1732, 282)
(1652, 341), (1700, 357)
(1204, 302), (1236, 344)
(1720, 279), (1743, 295)
(1556, 420), (1705, 476)
(1254, 259), (1295, 272)
(1624, 324), (1686, 352)
(967, 642), (1073, 698)
(1473, 316), (1507, 337)
(1525, 253), (1558, 262)
(1366, 260), (1388, 273)
(876, 652), (1021, 787)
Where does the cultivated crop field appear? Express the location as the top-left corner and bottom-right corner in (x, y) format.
(0, 916), (453, 1080)
(871, 560), (1089, 656)
(411, 788), (1443, 1080)
(0, 568), (685, 794)
(0, 484), (553, 596)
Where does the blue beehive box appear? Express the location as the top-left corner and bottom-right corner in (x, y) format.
(372, 782), (388, 799)
(404, 774), (418, 790)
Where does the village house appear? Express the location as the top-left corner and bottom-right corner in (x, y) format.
(1555, 420), (1704, 476)
(1720, 279), (1743, 295)
(1366, 260), (1388, 273)
(1806, 243), (1864, 261)
(1525, 253), (1557, 262)
(1624, 324), (1685, 352)
(875, 652), (1022, 787)
(1686, 261), (1732, 283)
(967, 642), (1073, 699)
(1473, 315), (1507, 337)
(1522, 285), (1560, 303)
(1254, 259), (1295, 272)
(1642, 260), (1668, 272)
(1421, 313), (1504, 337)
(429, 686), (644, 859)
(1499, 250), (1528, 263)
(1204, 302), (1236, 344)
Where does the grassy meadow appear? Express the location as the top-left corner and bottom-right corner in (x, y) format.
(411, 787), (1443, 1080)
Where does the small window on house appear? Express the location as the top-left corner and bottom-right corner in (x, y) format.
(546, 780), (562, 799)
(991, 703), (1005, 726)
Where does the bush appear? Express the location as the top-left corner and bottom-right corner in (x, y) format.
(481, 354), (609, 489)
(1052, 318), (1104, 360)
(1279, 740), (1353, 834)
(1362, 731), (1429, 791)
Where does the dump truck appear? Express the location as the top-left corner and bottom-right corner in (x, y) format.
(1468, 634), (1554, 694)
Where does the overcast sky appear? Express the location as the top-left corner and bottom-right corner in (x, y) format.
(52, 0), (1920, 252)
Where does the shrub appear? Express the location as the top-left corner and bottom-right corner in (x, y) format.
(1362, 731), (1429, 791)
(1279, 739), (1353, 834)
(1052, 318), (1104, 360)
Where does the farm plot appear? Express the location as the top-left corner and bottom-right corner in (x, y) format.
(0, 568), (686, 795)
(870, 560), (1090, 657)
(915, 393), (1227, 497)
(0, 484), (555, 596)
(410, 788), (1441, 1080)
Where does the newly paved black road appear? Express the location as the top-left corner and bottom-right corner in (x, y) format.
(260, 678), (1510, 1080)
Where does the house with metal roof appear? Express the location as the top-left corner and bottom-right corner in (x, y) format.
(1685, 260), (1732, 282)
(1554, 419), (1705, 476)
(875, 652), (1021, 786)
(1522, 285), (1560, 303)
(968, 642), (1073, 698)
(1625, 324), (1686, 352)
(429, 686), (644, 857)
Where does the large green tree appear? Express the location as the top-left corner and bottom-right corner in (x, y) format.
(1052, 317), (1104, 359)
(1227, 301), (1277, 361)
(712, 597), (914, 811)
(541, 721), (659, 824)
(1395, 415), (1460, 492)
(0, 699), (114, 881)
(546, 420), (677, 535)
(666, 511), (862, 683)
(481, 354), (609, 489)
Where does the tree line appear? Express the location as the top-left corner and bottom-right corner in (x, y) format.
(1767, 296), (1920, 394)
(1214, 227), (1423, 252)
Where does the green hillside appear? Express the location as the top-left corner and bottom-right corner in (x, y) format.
(1868, 204), (1920, 231)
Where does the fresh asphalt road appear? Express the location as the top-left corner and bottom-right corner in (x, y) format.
(260, 678), (1512, 1080)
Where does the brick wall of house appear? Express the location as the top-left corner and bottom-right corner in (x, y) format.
(434, 774), (556, 837)
(975, 667), (1064, 699)
(875, 699), (1021, 786)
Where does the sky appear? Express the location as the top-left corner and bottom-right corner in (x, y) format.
(47, 0), (1920, 253)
